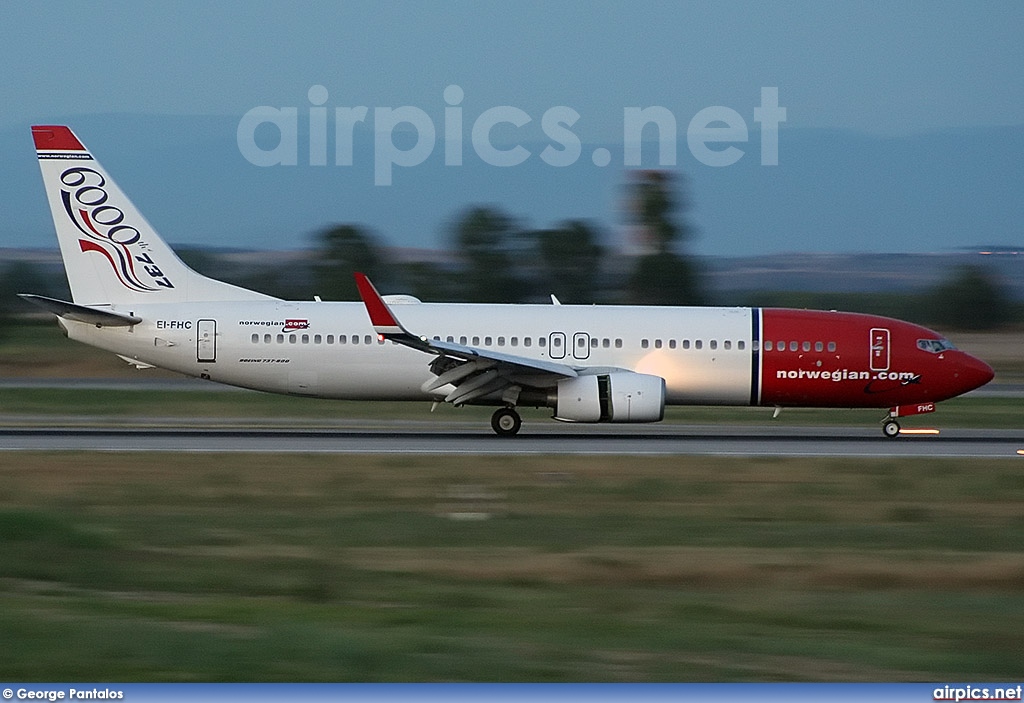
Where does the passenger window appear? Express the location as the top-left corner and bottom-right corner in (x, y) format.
(695, 340), (703, 350)
(669, 339), (676, 349)
(814, 341), (823, 352)
(251, 333), (259, 344)
(741, 340), (748, 351)
(789, 341), (798, 352)
(264, 334), (272, 344)
(591, 337), (598, 348)
(327, 335), (334, 344)
(365, 335), (373, 345)
(352, 336), (359, 345)
(641, 339), (649, 349)
(472, 336), (480, 345)
(498, 336), (506, 346)
(602, 338), (610, 348)
(277, 334), (284, 344)
(828, 342), (836, 352)
(539, 337), (547, 348)
(654, 339), (662, 349)
(802, 341), (810, 352)
(485, 336), (493, 346)
(460, 336), (467, 345)
(710, 340), (717, 350)
(289, 334), (297, 344)
(302, 334), (309, 344)
(615, 339), (622, 348)
(682, 340), (690, 350)
(446, 336), (454, 343)
(764, 341), (772, 351)
(511, 337), (518, 347)
(524, 337), (532, 347)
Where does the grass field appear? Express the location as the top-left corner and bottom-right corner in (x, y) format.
(1, 322), (1022, 681)
(1, 452), (1023, 681)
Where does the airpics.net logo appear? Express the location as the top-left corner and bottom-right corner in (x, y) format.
(237, 85), (786, 186)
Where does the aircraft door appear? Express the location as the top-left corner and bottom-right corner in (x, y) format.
(197, 319), (217, 363)
(869, 327), (889, 371)
(549, 332), (566, 359)
(573, 332), (591, 360)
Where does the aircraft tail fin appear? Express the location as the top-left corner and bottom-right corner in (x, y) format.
(32, 125), (275, 305)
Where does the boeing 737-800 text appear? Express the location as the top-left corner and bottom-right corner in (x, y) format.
(22, 126), (994, 436)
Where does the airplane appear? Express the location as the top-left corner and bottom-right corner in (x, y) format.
(21, 125), (995, 437)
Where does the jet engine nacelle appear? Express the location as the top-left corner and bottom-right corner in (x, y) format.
(554, 372), (666, 423)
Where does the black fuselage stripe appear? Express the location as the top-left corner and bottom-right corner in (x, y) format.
(750, 307), (761, 406)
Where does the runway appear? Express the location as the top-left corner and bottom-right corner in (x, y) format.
(2, 423), (1023, 458)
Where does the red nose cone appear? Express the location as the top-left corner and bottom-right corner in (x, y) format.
(957, 353), (995, 394)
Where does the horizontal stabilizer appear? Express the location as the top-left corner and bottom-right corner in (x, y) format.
(18, 294), (141, 326)
(117, 354), (157, 369)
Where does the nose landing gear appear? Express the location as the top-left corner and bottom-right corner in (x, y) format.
(882, 419), (901, 438)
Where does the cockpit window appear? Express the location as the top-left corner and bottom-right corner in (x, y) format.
(917, 338), (956, 353)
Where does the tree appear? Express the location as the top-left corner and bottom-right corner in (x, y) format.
(624, 171), (704, 305)
(927, 265), (1011, 330)
(535, 220), (604, 303)
(630, 170), (693, 252)
(450, 206), (525, 302)
(396, 261), (459, 302)
(0, 262), (54, 342)
(627, 254), (703, 306)
(312, 224), (384, 300)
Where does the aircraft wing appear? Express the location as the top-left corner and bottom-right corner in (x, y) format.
(355, 273), (577, 406)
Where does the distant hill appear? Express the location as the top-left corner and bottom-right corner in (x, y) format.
(1, 114), (1021, 257)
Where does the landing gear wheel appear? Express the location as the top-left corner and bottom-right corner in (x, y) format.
(882, 420), (901, 438)
(491, 407), (522, 437)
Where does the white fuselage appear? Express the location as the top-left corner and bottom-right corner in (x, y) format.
(64, 300), (756, 405)
(29, 125), (997, 435)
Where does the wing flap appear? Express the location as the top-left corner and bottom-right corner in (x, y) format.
(429, 338), (578, 378)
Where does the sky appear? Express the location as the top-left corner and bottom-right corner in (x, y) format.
(2, 1), (1022, 254)
(4, 1), (1021, 135)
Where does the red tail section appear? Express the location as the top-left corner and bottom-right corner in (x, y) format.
(32, 125), (86, 152)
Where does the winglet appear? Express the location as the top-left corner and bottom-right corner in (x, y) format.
(354, 272), (406, 336)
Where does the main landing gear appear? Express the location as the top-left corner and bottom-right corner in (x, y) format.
(491, 407), (522, 437)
